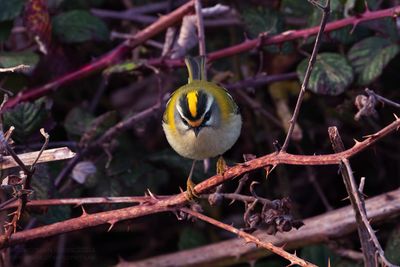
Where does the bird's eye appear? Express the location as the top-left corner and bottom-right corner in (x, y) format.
(180, 116), (189, 126)
(203, 110), (211, 122)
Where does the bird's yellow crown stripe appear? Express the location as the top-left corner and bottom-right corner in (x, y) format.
(187, 91), (198, 117)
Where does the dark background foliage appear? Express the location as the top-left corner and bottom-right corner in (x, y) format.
(0, 0), (400, 266)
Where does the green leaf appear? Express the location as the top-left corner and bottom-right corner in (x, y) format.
(348, 37), (400, 85)
(385, 225), (400, 264)
(242, 6), (284, 38)
(80, 111), (118, 144)
(0, 51), (39, 69)
(178, 227), (207, 250)
(64, 107), (95, 137)
(30, 166), (51, 200)
(280, 0), (314, 18)
(103, 61), (142, 76)
(0, 0), (25, 22)
(3, 98), (50, 143)
(52, 10), (109, 43)
(297, 53), (353, 95)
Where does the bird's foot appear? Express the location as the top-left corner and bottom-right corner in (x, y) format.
(216, 156), (228, 175)
(185, 177), (199, 201)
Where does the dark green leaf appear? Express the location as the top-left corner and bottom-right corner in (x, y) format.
(280, 0), (314, 18)
(30, 166), (51, 200)
(385, 225), (400, 264)
(348, 37), (400, 85)
(242, 7), (284, 38)
(52, 10), (109, 43)
(178, 227), (207, 250)
(0, 0), (25, 22)
(0, 51), (39, 69)
(80, 111), (117, 144)
(297, 53), (353, 95)
(64, 107), (94, 137)
(3, 98), (50, 143)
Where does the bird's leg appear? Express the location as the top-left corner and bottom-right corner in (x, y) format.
(216, 156), (228, 175)
(186, 160), (199, 200)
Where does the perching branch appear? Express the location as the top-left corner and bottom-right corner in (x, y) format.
(1, 117), (399, 248)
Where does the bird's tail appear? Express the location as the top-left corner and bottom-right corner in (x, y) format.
(185, 56), (207, 82)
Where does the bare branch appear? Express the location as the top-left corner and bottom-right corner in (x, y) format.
(125, 189), (400, 267)
(281, 0), (330, 152)
(180, 207), (316, 267)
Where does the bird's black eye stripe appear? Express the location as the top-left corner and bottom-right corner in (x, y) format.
(180, 115), (189, 126)
(203, 110), (211, 122)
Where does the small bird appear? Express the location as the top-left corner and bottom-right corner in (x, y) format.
(162, 56), (242, 199)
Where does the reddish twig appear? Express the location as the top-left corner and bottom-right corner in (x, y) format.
(0, 196), (161, 211)
(0, 117), (399, 248)
(180, 207), (316, 267)
(3, 5), (399, 110)
(148, 5), (400, 68)
(3, 1), (195, 110)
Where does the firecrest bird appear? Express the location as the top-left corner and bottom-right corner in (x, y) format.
(162, 56), (242, 199)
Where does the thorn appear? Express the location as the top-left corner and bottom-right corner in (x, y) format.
(364, 0), (370, 12)
(353, 138), (362, 145)
(80, 205), (88, 216)
(341, 196), (350, 201)
(350, 21), (359, 34)
(146, 188), (158, 200)
(393, 113), (399, 120)
(362, 133), (375, 139)
(107, 220), (118, 232)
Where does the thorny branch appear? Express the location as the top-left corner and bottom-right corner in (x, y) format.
(126, 188), (400, 267)
(281, 0), (330, 152)
(0, 117), (399, 248)
(180, 207), (316, 267)
(329, 127), (396, 267)
(0, 129), (50, 247)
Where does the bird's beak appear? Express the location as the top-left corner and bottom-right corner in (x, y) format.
(193, 127), (201, 137)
